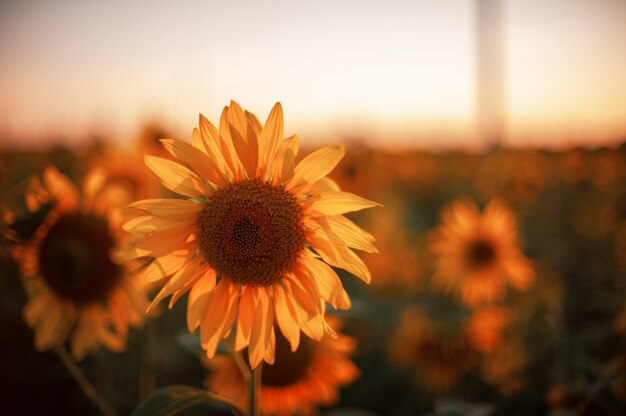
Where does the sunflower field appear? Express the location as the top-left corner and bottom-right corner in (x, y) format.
(1, 119), (625, 416)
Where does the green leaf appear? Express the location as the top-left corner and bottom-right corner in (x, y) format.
(131, 385), (243, 416)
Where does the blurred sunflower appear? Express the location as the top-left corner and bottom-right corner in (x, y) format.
(205, 318), (359, 416)
(85, 147), (161, 203)
(388, 308), (478, 391)
(121, 101), (378, 367)
(428, 199), (535, 306)
(466, 306), (509, 353)
(10, 166), (148, 360)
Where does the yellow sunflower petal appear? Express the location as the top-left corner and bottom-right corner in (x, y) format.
(219, 106), (246, 178)
(299, 255), (350, 309)
(186, 269), (217, 332)
(147, 256), (202, 313)
(272, 134), (299, 185)
(288, 145), (345, 190)
(263, 328), (276, 365)
(142, 251), (189, 282)
(82, 168), (107, 209)
(273, 283), (301, 352)
(308, 234), (372, 284)
(314, 215), (378, 253)
(248, 288), (273, 368)
(160, 138), (227, 187)
(305, 191), (381, 217)
(258, 102), (284, 177)
(144, 156), (213, 197)
(245, 111), (262, 137)
(198, 116), (232, 177)
(305, 177), (341, 195)
(122, 215), (196, 234)
(228, 120), (258, 178)
(42, 166), (79, 211)
(299, 308), (326, 340)
(283, 274), (321, 321)
(125, 198), (203, 220)
(201, 279), (239, 358)
(235, 286), (257, 350)
(132, 228), (195, 259)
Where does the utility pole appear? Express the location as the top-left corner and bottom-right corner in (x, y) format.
(475, 0), (505, 147)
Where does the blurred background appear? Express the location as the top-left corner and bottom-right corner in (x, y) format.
(1, 0), (625, 415)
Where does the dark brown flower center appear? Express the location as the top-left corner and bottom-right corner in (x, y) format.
(466, 239), (496, 269)
(198, 180), (305, 287)
(261, 331), (315, 387)
(38, 213), (121, 304)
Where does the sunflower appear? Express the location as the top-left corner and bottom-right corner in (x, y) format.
(85, 147), (161, 203)
(388, 308), (478, 391)
(121, 101), (378, 367)
(205, 318), (359, 416)
(466, 306), (509, 353)
(11, 166), (148, 360)
(428, 199), (535, 306)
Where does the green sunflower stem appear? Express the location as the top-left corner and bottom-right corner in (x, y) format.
(55, 344), (117, 416)
(249, 362), (262, 416)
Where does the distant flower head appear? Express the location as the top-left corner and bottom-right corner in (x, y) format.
(85, 147), (161, 203)
(428, 199), (535, 306)
(466, 306), (510, 353)
(121, 101), (379, 367)
(10, 166), (148, 360)
(205, 318), (359, 416)
(388, 307), (478, 391)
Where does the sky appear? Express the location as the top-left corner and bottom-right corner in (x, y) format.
(1, 0), (625, 149)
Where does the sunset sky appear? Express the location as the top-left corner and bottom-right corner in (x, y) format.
(1, 0), (625, 149)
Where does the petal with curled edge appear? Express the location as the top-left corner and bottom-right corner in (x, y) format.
(287, 145), (345, 190)
(160, 139), (227, 187)
(283, 273), (320, 321)
(299, 254), (350, 309)
(144, 156), (212, 197)
(308, 233), (372, 284)
(313, 215), (377, 253)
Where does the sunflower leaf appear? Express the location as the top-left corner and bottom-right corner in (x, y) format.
(131, 385), (243, 416)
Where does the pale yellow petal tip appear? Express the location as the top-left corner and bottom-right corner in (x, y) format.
(143, 154), (154, 166)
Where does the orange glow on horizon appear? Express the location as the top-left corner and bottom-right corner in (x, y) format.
(0, 0), (625, 149)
